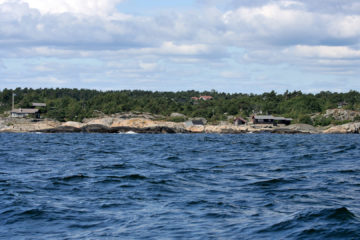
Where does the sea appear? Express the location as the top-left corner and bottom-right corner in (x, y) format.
(0, 133), (360, 239)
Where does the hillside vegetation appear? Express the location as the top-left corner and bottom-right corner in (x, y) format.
(1, 88), (360, 125)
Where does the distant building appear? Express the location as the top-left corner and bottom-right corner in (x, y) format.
(337, 101), (348, 109)
(191, 96), (213, 101)
(199, 96), (213, 101)
(185, 118), (207, 127)
(252, 115), (292, 125)
(32, 103), (46, 107)
(11, 108), (40, 118)
(234, 117), (247, 126)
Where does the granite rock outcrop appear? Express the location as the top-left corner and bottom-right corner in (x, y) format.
(323, 122), (360, 134)
(1, 116), (359, 134)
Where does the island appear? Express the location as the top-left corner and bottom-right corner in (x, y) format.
(1, 88), (360, 134)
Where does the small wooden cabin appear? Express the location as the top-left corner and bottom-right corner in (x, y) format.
(11, 108), (40, 118)
(185, 118), (207, 127)
(234, 117), (247, 126)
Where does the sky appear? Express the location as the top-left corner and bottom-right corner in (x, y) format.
(0, 0), (359, 93)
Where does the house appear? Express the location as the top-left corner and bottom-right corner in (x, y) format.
(234, 117), (247, 126)
(199, 96), (213, 101)
(337, 101), (348, 109)
(185, 118), (207, 127)
(191, 96), (213, 101)
(11, 108), (40, 118)
(252, 115), (292, 125)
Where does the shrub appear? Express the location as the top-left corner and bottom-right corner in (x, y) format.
(169, 116), (186, 122)
(298, 115), (313, 125)
(313, 116), (333, 126)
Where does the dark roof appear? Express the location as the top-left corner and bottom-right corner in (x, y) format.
(253, 115), (274, 120)
(11, 108), (39, 114)
(253, 115), (292, 121)
(234, 117), (247, 122)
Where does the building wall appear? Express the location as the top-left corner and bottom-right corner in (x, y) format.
(11, 113), (29, 118)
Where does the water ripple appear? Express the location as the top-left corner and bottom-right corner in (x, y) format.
(0, 133), (360, 239)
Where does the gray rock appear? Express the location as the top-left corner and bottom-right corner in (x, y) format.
(170, 113), (186, 118)
(324, 109), (360, 121)
(286, 124), (321, 133)
(36, 126), (81, 133)
(81, 124), (116, 133)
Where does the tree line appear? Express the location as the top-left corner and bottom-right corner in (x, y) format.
(1, 88), (360, 125)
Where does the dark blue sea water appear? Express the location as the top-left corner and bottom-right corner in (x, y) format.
(1, 133), (360, 239)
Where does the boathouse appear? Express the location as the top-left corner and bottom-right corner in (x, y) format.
(234, 117), (247, 126)
(11, 108), (40, 118)
(185, 118), (207, 127)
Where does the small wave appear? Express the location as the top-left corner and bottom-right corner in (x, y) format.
(176, 168), (203, 174)
(205, 212), (232, 219)
(338, 169), (359, 174)
(120, 174), (147, 180)
(68, 222), (102, 229)
(187, 200), (208, 206)
(16, 208), (45, 218)
(125, 131), (137, 134)
(165, 156), (181, 161)
(148, 179), (170, 185)
(61, 174), (88, 181)
(120, 184), (135, 188)
(95, 163), (127, 170)
(50, 174), (89, 183)
(96, 176), (123, 184)
(327, 207), (357, 221)
(100, 203), (123, 209)
(251, 178), (296, 187)
(331, 144), (357, 154)
(292, 207), (358, 222)
(259, 207), (359, 238)
(108, 163), (127, 169)
(4, 208), (47, 225)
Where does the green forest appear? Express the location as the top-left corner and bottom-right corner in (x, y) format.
(1, 88), (360, 125)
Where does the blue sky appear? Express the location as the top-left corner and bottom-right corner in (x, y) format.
(0, 0), (360, 93)
(119, 0), (197, 14)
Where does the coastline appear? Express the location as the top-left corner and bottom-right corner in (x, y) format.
(1, 117), (359, 134)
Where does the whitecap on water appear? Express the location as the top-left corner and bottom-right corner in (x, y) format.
(118, 131), (138, 134)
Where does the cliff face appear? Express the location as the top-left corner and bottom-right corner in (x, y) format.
(323, 122), (360, 134)
(324, 109), (360, 121)
(0, 118), (60, 132)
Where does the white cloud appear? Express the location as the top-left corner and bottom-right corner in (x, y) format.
(139, 62), (157, 71)
(287, 45), (360, 59)
(220, 71), (245, 79)
(34, 64), (53, 72)
(329, 15), (360, 38)
(13, 0), (123, 16)
(1, 0), (360, 92)
(158, 41), (212, 56)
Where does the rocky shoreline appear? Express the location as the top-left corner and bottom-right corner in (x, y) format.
(1, 117), (359, 134)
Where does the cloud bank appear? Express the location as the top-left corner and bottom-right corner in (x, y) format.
(0, 0), (359, 92)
